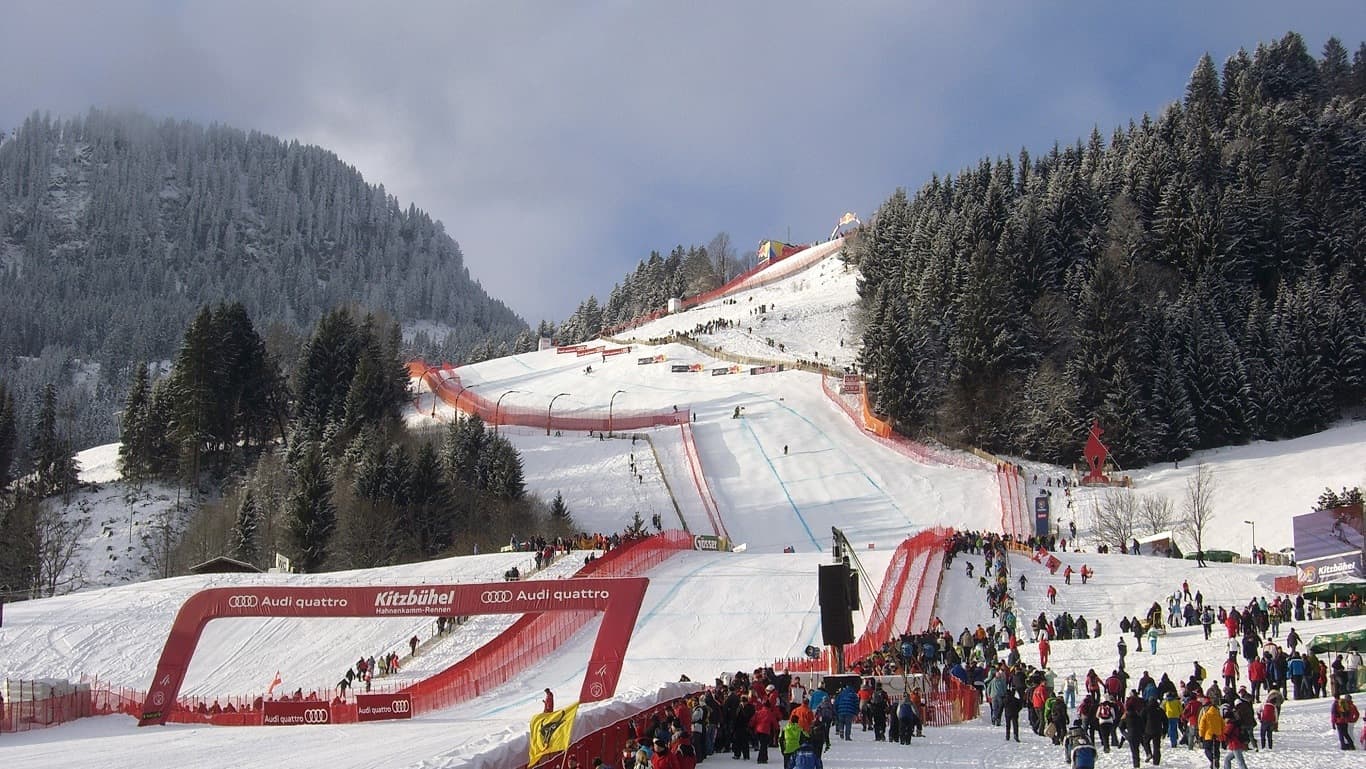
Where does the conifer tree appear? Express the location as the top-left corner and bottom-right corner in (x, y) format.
(232, 487), (262, 566)
(29, 384), (79, 498)
(286, 444), (335, 573)
(481, 434), (525, 500)
(0, 381), (16, 488)
(118, 363), (153, 482)
(408, 441), (454, 557)
(550, 491), (569, 520)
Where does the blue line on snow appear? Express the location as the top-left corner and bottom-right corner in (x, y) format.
(737, 416), (820, 550)
(772, 400), (911, 522)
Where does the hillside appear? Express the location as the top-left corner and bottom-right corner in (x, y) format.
(0, 109), (527, 447)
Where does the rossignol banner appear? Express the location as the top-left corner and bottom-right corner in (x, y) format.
(356, 693), (413, 722)
(138, 577), (650, 727)
(262, 700), (332, 726)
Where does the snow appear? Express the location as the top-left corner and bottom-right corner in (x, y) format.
(3, 243), (1364, 768)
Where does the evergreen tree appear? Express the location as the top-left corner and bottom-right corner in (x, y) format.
(0, 381), (16, 487)
(286, 444), (335, 573)
(29, 384), (78, 498)
(295, 308), (362, 439)
(408, 441), (454, 557)
(1147, 346), (1197, 463)
(550, 490), (569, 520)
(232, 487), (262, 566)
(481, 434), (525, 500)
(117, 363), (153, 482)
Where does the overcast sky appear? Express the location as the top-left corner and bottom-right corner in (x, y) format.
(2, 2), (1363, 322)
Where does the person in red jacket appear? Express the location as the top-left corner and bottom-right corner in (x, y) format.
(1221, 707), (1249, 768)
(1332, 694), (1359, 750)
(650, 737), (679, 769)
(750, 700), (778, 764)
(543, 688), (555, 713)
(1039, 637), (1051, 669)
(1247, 657), (1266, 703)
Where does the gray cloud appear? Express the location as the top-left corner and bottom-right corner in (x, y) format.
(2, 2), (1362, 320)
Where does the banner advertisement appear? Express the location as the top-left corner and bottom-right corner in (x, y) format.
(262, 700), (332, 726)
(840, 374), (862, 394)
(693, 535), (722, 551)
(1034, 495), (1050, 538)
(1293, 505), (1363, 583)
(712, 368), (732, 376)
(1297, 553), (1363, 584)
(749, 365), (778, 375)
(638, 357), (657, 365)
(356, 693), (413, 722)
(670, 364), (692, 373)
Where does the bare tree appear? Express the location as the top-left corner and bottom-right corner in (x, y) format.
(35, 498), (92, 596)
(707, 232), (736, 283)
(1089, 488), (1137, 549)
(1180, 464), (1216, 567)
(1137, 494), (1176, 536)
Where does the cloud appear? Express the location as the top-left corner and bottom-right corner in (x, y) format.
(1, 2), (1362, 320)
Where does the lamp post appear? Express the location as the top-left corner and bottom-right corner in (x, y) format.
(547, 392), (570, 436)
(608, 389), (626, 437)
(495, 390), (522, 435)
(1244, 520), (1256, 563)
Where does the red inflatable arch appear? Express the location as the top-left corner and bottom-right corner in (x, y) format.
(138, 577), (649, 726)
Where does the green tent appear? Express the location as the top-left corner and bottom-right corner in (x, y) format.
(1308, 628), (1366, 654)
(1301, 576), (1366, 603)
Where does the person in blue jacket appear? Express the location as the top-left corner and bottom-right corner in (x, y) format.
(834, 685), (859, 741)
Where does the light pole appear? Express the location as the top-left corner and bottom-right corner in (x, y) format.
(495, 390), (522, 435)
(608, 389), (626, 437)
(1244, 520), (1256, 562)
(547, 392), (570, 436)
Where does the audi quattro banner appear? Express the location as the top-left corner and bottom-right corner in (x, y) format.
(262, 700), (332, 726)
(356, 693), (413, 722)
(139, 577), (650, 727)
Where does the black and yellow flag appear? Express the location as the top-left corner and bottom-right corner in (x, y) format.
(529, 702), (579, 764)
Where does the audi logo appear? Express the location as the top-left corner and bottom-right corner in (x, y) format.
(304, 708), (330, 724)
(392, 699), (411, 714)
(227, 595), (260, 609)
(481, 590), (514, 603)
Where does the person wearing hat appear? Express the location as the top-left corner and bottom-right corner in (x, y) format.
(1331, 693), (1359, 750)
(650, 737), (677, 769)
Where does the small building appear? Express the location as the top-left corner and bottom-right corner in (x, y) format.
(1136, 531), (1183, 558)
(667, 297), (682, 314)
(188, 556), (263, 575)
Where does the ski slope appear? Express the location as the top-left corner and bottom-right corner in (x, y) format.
(3, 240), (1364, 769)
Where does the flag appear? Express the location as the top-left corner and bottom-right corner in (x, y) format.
(267, 671), (282, 695)
(529, 702), (578, 765)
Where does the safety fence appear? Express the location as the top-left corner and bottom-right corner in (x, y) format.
(401, 530), (694, 714)
(7, 533), (695, 731)
(409, 361), (690, 432)
(601, 241), (827, 338)
(679, 423), (730, 541)
(0, 677), (144, 733)
(995, 463), (1028, 541)
(770, 528), (982, 725)
(775, 528), (950, 674)
(819, 375), (987, 472)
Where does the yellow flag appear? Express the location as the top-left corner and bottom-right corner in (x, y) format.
(529, 702), (579, 765)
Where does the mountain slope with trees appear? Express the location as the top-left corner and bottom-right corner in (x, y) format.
(0, 109), (526, 455)
(851, 32), (1366, 469)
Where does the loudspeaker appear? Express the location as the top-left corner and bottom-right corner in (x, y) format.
(819, 563), (854, 645)
(847, 570), (860, 611)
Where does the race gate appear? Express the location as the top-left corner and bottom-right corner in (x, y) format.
(137, 577), (649, 726)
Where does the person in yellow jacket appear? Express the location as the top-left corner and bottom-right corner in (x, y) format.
(1162, 691), (1183, 747)
(1197, 702), (1225, 769)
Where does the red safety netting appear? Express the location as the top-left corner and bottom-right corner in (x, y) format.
(399, 531), (694, 714)
(776, 528), (950, 674)
(679, 423), (729, 541)
(410, 361), (689, 432)
(819, 375), (987, 471)
(0, 677), (145, 733)
(996, 464), (1028, 541)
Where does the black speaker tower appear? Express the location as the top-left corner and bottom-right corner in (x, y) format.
(818, 563), (855, 646)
